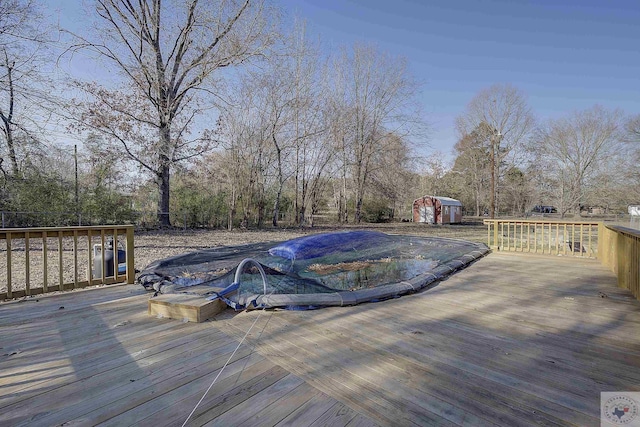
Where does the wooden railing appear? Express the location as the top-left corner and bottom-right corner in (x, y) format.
(599, 225), (640, 299)
(0, 225), (134, 300)
(484, 219), (640, 301)
(484, 219), (600, 258)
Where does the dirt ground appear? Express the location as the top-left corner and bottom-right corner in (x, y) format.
(1, 221), (487, 295)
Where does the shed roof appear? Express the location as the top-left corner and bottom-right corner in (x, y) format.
(414, 196), (463, 207)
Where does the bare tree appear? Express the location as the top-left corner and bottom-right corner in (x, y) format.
(533, 106), (624, 216)
(501, 166), (534, 215)
(0, 0), (52, 178)
(69, 0), (276, 226)
(452, 123), (493, 216)
(367, 132), (415, 219)
(331, 43), (421, 223)
(417, 154), (448, 199)
(288, 24), (328, 227)
(627, 115), (640, 141)
(325, 65), (350, 223)
(216, 78), (275, 229)
(457, 84), (534, 218)
(0, 0), (38, 42)
(624, 115), (640, 202)
(245, 22), (323, 227)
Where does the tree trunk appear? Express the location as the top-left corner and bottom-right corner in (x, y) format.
(297, 175), (307, 226)
(157, 124), (171, 227)
(272, 133), (283, 227)
(353, 122), (363, 224)
(2, 123), (18, 177)
(354, 202), (361, 223)
(298, 173), (308, 226)
(354, 188), (363, 223)
(257, 195), (265, 228)
(474, 178), (481, 216)
(490, 141), (496, 219)
(294, 140), (301, 226)
(1, 56), (19, 177)
(272, 192), (281, 227)
(574, 175), (582, 215)
(228, 205), (235, 231)
(228, 209), (234, 230)
(157, 162), (171, 227)
(310, 193), (318, 227)
(341, 140), (348, 223)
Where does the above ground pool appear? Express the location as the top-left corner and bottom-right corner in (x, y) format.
(138, 231), (489, 310)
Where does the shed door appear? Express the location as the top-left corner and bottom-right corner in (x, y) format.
(420, 206), (434, 224)
(450, 206), (456, 223)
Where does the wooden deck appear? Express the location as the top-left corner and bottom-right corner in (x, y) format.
(1, 252), (639, 426)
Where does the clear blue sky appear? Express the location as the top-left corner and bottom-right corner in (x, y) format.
(279, 0), (640, 157)
(55, 0), (640, 157)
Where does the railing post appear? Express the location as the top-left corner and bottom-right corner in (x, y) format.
(100, 230), (106, 285)
(487, 221), (490, 248)
(126, 226), (135, 284)
(87, 229), (93, 285)
(112, 227), (118, 281)
(58, 231), (64, 291)
(597, 222), (604, 260)
(42, 231), (48, 293)
(73, 230), (79, 289)
(6, 231), (12, 299)
(24, 231), (30, 296)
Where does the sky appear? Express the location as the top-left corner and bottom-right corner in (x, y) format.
(54, 0), (640, 159)
(277, 0), (640, 157)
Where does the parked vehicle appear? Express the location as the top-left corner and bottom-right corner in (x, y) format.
(532, 205), (557, 214)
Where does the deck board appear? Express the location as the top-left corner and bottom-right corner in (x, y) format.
(1, 252), (639, 426)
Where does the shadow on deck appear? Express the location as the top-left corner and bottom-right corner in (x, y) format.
(1, 253), (639, 426)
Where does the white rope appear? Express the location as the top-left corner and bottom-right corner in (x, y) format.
(181, 311), (263, 427)
(182, 258), (270, 426)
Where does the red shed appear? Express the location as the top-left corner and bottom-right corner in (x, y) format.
(412, 196), (463, 224)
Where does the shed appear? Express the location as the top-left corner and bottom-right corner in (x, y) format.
(413, 196), (463, 224)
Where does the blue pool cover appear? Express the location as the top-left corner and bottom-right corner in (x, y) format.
(139, 231), (489, 310)
(268, 231), (392, 260)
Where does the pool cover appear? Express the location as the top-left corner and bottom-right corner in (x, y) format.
(138, 231), (489, 310)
